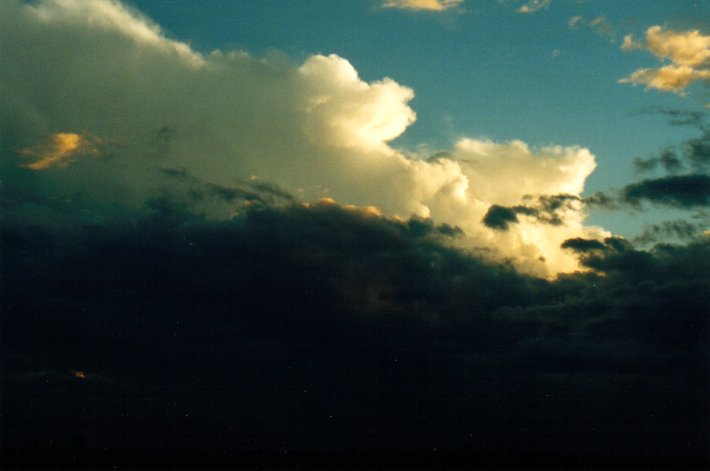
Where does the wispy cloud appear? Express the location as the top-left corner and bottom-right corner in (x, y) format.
(568, 15), (616, 43)
(620, 26), (710, 94)
(517, 0), (550, 14)
(567, 16), (582, 29)
(381, 0), (463, 12)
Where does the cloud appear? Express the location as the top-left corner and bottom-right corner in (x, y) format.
(644, 26), (710, 68)
(618, 113), (710, 210)
(638, 113), (710, 173)
(381, 0), (463, 11)
(19, 132), (102, 170)
(620, 66), (710, 94)
(567, 16), (582, 29)
(482, 204), (519, 230)
(1, 1), (707, 462)
(583, 191), (619, 210)
(568, 16), (616, 42)
(2, 188), (707, 459)
(1, 74), (707, 467)
(621, 174), (710, 208)
(516, 0), (550, 14)
(0, 0), (607, 277)
(633, 149), (684, 174)
(482, 194), (583, 230)
(621, 34), (643, 51)
(620, 26), (710, 94)
(633, 219), (706, 246)
(588, 16), (615, 42)
(560, 236), (606, 252)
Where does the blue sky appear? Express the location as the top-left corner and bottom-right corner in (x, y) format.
(127, 0), (710, 235)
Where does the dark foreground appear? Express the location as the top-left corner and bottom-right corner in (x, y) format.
(2, 446), (708, 471)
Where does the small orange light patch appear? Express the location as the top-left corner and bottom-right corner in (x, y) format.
(21, 132), (102, 170)
(72, 370), (86, 380)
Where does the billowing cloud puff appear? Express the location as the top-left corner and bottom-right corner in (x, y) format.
(0, 0), (605, 277)
(381, 0), (463, 11)
(298, 55), (416, 151)
(643, 26), (710, 68)
(620, 26), (710, 94)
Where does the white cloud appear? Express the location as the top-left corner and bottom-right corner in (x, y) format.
(298, 55), (416, 152)
(517, 0), (550, 14)
(0, 0), (607, 277)
(620, 26), (710, 94)
(381, 0), (463, 11)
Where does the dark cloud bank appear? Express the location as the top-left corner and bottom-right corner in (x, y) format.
(624, 114), (710, 210)
(2, 170), (709, 469)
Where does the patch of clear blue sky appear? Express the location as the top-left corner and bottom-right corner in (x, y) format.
(128, 0), (709, 237)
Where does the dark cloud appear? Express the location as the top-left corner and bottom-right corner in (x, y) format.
(482, 194), (583, 230)
(632, 155), (659, 173)
(560, 237), (606, 252)
(621, 174), (710, 208)
(583, 191), (619, 209)
(640, 107), (708, 128)
(481, 204), (519, 229)
(633, 219), (706, 245)
(2, 174), (708, 467)
(686, 131), (710, 171)
(622, 111), (710, 213)
(633, 149), (684, 174)
(632, 109), (709, 173)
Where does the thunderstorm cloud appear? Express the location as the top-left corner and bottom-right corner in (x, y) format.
(0, 0), (608, 277)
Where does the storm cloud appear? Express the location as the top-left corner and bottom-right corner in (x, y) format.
(0, 0), (607, 277)
(2, 169), (709, 465)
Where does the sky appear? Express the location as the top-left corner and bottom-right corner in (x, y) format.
(1, 0), (709, 468)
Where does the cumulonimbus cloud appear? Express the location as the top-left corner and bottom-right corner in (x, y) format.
(620, 26), (710, 94)
(0, 0), (607, 277)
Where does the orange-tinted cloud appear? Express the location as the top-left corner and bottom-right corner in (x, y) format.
(381, 0), (463, 12)
(21, 132), (102, 170)
(620, 26), (710, 94)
